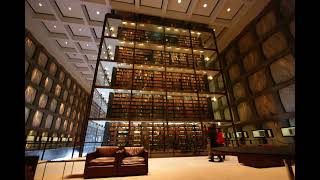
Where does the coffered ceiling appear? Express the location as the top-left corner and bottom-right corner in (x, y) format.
(25, 0), (270, 92)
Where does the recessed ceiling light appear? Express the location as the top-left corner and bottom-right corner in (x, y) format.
(208, 76), (213, 80)
(39, 3), (43, 7)
(130, 22), (135, 26)
(197, 32), (201, 35)
(213, 29), (216, 31)
(86, 44), (89, 47)
(79, 28), (82, 31)
(68, 7), (72, 11)
(122, 21), (127, 25)
(65, 41), (68, 44)
(200, 50), (204, 53)
(112, 34), (116, 37)
(108, 45), (112, 49)
(96, 11), (100, 15)
(205, 57), (210, 61)
(227, 8), (231, 12)
(203, 4), (207, 8)
(110, 27), (114, 31)
(53, 25), (57, 29)
(139, 24), (145, 27)
(166, 28), (171, 31)
(218, 122), (221, 126)
(178, 0), (182, 4)
(158, 26), (163, 29)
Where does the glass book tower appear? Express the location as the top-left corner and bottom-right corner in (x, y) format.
(82, 11), (238, 157)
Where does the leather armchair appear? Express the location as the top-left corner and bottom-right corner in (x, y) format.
(84, 146), (119, 178)
(117, 147), (148, 176)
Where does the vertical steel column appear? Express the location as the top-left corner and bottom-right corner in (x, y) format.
(79, 13), (109, 157)
(211, 30), (239, 147)
(188, 26), (204, 148)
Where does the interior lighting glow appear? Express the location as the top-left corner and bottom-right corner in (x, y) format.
(203, 4), (207, 8)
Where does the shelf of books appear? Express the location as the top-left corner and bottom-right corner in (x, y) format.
(86, 12), (236, 156)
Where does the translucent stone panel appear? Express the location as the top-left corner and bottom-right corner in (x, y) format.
(25, 37), (35, 58)
(228, 64), (241, 82)
(248, 69), (267, 93)
(38, 94), (48, 108)
(69, 95), (74, 104)
(59, 103), (65, 115)
(72, 84), (77, 92)
(69, 122), (74, 133)
(45, 115), (53, 129)
(32, 111), (43, 128)
(279, 84), (295, 112)
(242, 49), (261, 72)
(225, 47), (238, 66)
(50, 99), (57, 112)
(59, 71), (65, 82)
(31, 68), (43, 85)
(256, 11), (277, 38)
(49, 63), (57, 76)
(262, 32), (288, 59)
(270, 54), (295, 83)
(214, 111), (222, 120)
(66, 78), (71, 88)
(254, 93), (282, 118)
(25, 86), (37, 104)
(237, 102), (252, 122)
(77, 112), (81, 121)
(55, 117), (61, 130)
(66, 107), (71, 117)
(44, 77), (53, 92)
(55, 84), (62, 97)
(238, 31), (256, 54)
(63, 90), (68, 101)
(233, 82), (246, 100)
(25, 107), (30, 123)
(37, 52), (48, 68)
(72, 110), (76, 119)
(63, 120), (68, 131)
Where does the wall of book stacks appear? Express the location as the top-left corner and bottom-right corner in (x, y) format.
(86, 13), (233, 155)
(25, 30), (90, 159)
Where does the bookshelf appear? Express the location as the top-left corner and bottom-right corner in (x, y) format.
(84, 12), (236, 156)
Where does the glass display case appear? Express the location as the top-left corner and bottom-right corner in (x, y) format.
(85, 12), (235, 156)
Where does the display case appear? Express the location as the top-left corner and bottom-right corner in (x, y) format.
(85, 11), (234, 156)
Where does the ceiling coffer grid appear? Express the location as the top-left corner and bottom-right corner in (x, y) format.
(25, 0), (269, 91)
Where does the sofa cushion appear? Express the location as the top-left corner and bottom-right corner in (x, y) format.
(122, 157), (145, 165)
(96, 146), (119, 157)
(88, 157), (115, 166)
(124, 147), (144, 156)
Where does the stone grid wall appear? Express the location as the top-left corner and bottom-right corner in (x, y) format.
(25, 29), (90, 142)
(219, 0), (295, 145)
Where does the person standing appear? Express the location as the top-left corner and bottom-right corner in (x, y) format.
(216, 128), (225, 162)
(208, 125), (217, 162)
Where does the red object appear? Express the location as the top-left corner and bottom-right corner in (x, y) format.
(216, 132), (225, 145)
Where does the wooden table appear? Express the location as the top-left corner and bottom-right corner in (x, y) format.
(211, 145), (295, 180)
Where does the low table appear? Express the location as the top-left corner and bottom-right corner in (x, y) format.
(211, 145), (295, 180)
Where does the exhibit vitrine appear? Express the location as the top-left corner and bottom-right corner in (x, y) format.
(83, 11), (238, 156)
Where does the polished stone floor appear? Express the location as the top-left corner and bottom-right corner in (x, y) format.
(34, 156), (294, 180)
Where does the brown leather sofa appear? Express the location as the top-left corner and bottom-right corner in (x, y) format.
(117, 147), (148, 176)
(84, 146), (148, 178)
(84, 146), (119, 178)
